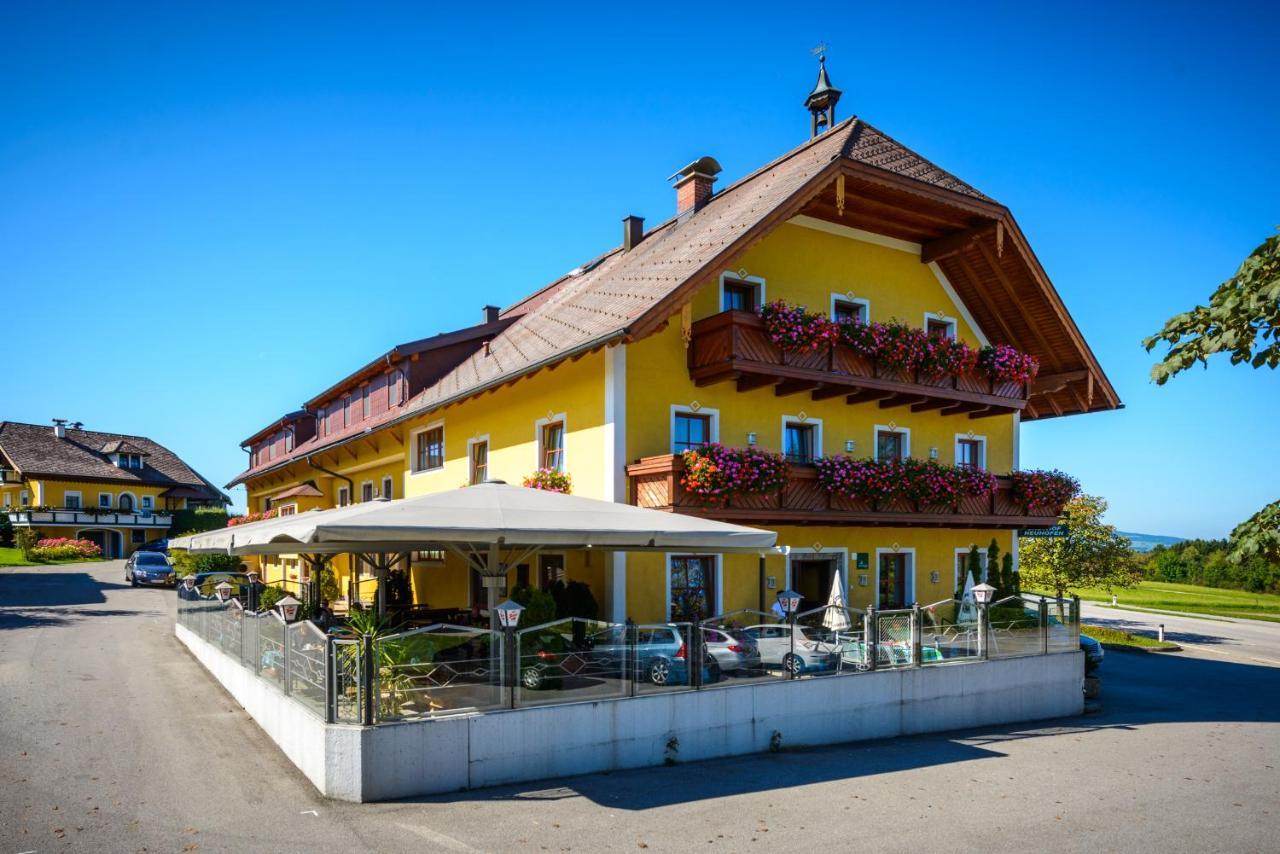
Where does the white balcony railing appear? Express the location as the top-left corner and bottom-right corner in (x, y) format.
(6, 509), (174, 527)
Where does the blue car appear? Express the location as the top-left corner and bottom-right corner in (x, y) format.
(587, 625), (720, 685)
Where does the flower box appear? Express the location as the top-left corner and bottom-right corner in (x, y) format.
(877, 496), (917, 514)
(831, 347), (875, 378)
(782, 348), (830, 371)
(831, 494), (874, 512)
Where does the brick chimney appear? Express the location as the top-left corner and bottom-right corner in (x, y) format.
(668, 156), (722, 215)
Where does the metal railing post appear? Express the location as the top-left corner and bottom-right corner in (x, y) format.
(361, 633), (375, 726)
(1039, 597), (1049, 655)
(865, 605), (878, 671)
(910, 603), (922, 667)
(787, 613), (797, 680)
(283, 623), (292, 695)
(507, 627), (518, 709)
(1071, 594), (1081, 628)
(978, 602), (990, 660)
(626, 621), (638, 697)
(324, 636), (337, 724)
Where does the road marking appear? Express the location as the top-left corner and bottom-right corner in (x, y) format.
(300, 809), (319, 816)
(398, 822), (484, 853)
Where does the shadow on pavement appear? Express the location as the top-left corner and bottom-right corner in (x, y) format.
(1083, 613), (1233, 646)
(396, 649), (1280, 811)
(0, 571), (131, 608)
(0, 607), (161, 630)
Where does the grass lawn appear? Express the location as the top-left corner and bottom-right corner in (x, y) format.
(0, 547), (104, 567)
(1073, 580), (1280, 624)
(1081, 623), (1180, 651)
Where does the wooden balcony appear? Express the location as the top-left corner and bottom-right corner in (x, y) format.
(6, 509), (174, 528)
(627, 454), (1061, 529)
(688, 310), (1029, 418)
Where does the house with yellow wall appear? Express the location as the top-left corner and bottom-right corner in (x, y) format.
(1, 420), (229, 558)
(227, 62), (1119, 623)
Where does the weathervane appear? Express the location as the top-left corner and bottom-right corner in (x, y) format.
(811, 42), (828, 62)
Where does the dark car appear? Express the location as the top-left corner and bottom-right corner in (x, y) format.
(125, 552), (176, 587)
(428, 631), (581, 691)
(134, 538), (169, 554)
(587, 625), (720, 686)
(189, 571), (252, 600)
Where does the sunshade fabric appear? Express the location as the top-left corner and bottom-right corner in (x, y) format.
(174, 482), (776, 555)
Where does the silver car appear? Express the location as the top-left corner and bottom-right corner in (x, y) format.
(701, 627), (763, 674)
(126, 551), (176, 587)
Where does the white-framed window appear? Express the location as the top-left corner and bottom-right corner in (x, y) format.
(132, 529), (146, 545)
(98, 492), (112, 508)
(337, 486), (350, 507)
(924, 312), (957, 340)
(277, 503), (298, 517)
(360, 481), (374, 502)
(954, 433), (987, 470)
(535, 412), (566, 472)
(830, 293), (870, 324)
(20, 490), (30, 506)
(2, 494), (10, 508)
(410, 421), (445, 474)
(467, 435), (490, 485)
(955, 546), (990, 591)
(141, 496), (153, 512)
(670, 405), (719, 454)
(875, 547), (916, 609)
(718, 271), (765, 312)
(381, 476), (393, 499)
(874, 424), (911, 461)
(781, 415), (823, 463)
(118, 492), (136, 512)
(64, 491), (82, 510)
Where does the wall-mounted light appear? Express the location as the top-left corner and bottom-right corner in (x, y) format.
(930, 571), (941, 584)
(844, 439), (855, 453)
(929, 447), (938, 460)
(746, 432), (758, 446)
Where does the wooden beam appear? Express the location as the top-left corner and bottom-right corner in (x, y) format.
(921, 222), (998, 264)
(1031, 369), (1088, 394)
(910, 398), (953, 413)
(775, 379), (819, 397)
(810, 386), (850, 401)
(845, 389), (894, 405)
(736, 374), (776, 393)
(967, 407), (999, 419)
(953, 254), (1023, 345)
(878, 393), (928, 410)
(974, 238), (1067, 372)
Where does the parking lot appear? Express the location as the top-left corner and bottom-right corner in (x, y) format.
(3, 561), (1279, 853)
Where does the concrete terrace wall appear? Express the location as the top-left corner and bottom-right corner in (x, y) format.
(176, 623), (1082, 803)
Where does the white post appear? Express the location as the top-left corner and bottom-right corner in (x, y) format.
(604, 553), (627, 623)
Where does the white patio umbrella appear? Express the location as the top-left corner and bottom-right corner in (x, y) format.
(958, 569), (978, 625)
(177, 482), (778, 630)
(822, 570), (851, 632)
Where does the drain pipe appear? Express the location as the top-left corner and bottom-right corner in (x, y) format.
(306, 455), (355, 504)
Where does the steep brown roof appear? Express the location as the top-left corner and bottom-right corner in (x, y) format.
(230, 116), (1117, 485)
(0, 422), (229, 503)
(99, 439), (149, 455)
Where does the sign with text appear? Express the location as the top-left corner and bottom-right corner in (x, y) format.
(1020, 525), (1069, 538)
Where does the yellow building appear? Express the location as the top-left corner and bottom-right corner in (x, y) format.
(229, 63), (1119, 622)
(1, 420), (230, 558)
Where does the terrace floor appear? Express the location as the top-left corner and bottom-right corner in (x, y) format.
(2, 560), (1278, 852)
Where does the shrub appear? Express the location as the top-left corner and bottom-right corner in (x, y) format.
(510, 584), (557, 627)
(523, 469), (572, 493)
(681, 444), (789, 503)
(29, 538), (102, 561)
(0, 513), (13, 548)
(257, 585), (287, 613)
(170, 549), (241, 577)
(15, 528), (38, 560)
(170, 506), (229, 536)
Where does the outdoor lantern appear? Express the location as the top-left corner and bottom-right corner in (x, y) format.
(182, 576), (195, 591)
(276, 594), (302, 622)
(972, 583), (996, 605)
(844, 439), (855, 453)
(776, 589), (802, 616)
(214, 580), (233, 602)
(495, 599), (525, 629)
(746, 431), (758, 446)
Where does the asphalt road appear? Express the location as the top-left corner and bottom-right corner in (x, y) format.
(2, 561), (1279, 853)
(1080, 601), (1280, 667)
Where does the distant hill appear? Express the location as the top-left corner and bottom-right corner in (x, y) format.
(1119, 531), (1187, 553)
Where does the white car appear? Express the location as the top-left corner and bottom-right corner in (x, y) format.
(742, 624), (839, 674)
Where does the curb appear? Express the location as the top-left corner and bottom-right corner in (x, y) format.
(1098, 642), (1182, 654)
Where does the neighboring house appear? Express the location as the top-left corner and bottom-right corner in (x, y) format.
(228, 62), (1119, 620)
(0, 420), (230, 558)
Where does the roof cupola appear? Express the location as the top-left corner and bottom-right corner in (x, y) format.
(805, 50), (842, 138)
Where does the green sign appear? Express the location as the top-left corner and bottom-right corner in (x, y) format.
(855, 552), (869, 569)
(1021, 525), (1069, 538)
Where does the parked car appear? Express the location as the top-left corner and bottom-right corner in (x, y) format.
(428, 631), (583, 691)
(742, 624), (839, 674)
(125, 552), (176, 587)
(1080, 634), (1104, 670)
(134, 538), (169, 554)
(189, 570), (251, 600)
(587, 625), (720, 686)
(701, 627), (763, 674)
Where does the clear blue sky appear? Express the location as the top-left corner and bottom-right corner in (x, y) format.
(3, 2), (1276, 538)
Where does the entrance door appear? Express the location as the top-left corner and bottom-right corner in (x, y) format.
(793, 558), (836, 612)
(79, 530), (107, 558)
(878, 553), (909, 608)
(118, 494), (134, 512)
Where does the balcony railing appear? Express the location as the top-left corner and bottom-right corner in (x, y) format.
(688, 310), (1029, 417)
(6, 508), (173, 527)
(627, 454), (1061, 529)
